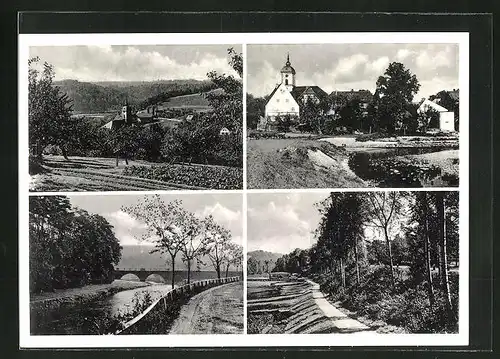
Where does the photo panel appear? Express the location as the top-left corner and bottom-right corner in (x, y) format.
(246, 43), (460, 189)
(27, 192), (244, 336)
(246, 190), (465, 338)
(26, 43), (243, 192)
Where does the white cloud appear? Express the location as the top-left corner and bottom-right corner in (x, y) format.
(416, 47), (453, 70)
(334, 53), (369, 75)
(366, 56), (390, 74)
(107, 210), (146, 229)
(43, 45), (236, 82)
(199, 202), (241, 222)
(396, 49), (412, 61)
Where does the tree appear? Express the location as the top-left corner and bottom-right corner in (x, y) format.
(338, 98), (363, 131)
(178, 213), (210, 284)
(246, 93), (267, 129)
(300, 98), (328, 134)
(121, 195), (187, 289)
(204, 216), (233, 279)
(223, 242), (243, 278)
(435, 192), (454, 322)
(364, 192), (406, 289)
(370, 62), (420, 134)
(29, 57), (74, 159)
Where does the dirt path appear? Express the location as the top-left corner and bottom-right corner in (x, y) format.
(169, 282), (243, 334)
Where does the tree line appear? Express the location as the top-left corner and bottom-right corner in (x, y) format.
(122, 195), (243, 289)
(28, 48), (243, 168)
(268, 191), (459, 333)
(247, 61), (459, 135)
(29, 196), (122, 293)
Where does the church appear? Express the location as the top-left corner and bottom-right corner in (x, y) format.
(263, 54), (329, 123)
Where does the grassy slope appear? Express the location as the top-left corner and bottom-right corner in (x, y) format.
(247, 139), (367, 189)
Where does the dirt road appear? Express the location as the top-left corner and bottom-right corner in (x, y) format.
(169, 282), (243, 334)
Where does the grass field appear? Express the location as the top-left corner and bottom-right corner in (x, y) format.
(246, 138), (367, 189)
(157, 91), (214, 111)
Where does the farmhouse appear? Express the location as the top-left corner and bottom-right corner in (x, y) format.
(329, 89), (373, 116)
(417, 98), (455, 132)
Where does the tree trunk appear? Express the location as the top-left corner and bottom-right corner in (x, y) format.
(187, 259), (191, 284)
(423, 193), (435, 305)
(115, 155), (119, 167)
(383, 227), (396, 289)
(216, 263), (221, 279)
(436, 193), (454, 322)
(225, 263), (230, 278)
(61, 146), (69, 160)
(125, 156), (129, 165)
(170, 254), (176, 289)
(340, 257), (346, 289)
(354, 237), (360, 285)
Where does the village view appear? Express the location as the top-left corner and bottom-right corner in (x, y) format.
(247, 191), (459, 334)
(29, 194), (243, 335)
(247, 44), (460, 189)
(28, 45), (243, 191)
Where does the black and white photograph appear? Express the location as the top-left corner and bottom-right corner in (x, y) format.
(29, 193), (243, 335)
(247, 44), (460, 189)
(247, 191), (460, 334)
(27, 44), (243, 191)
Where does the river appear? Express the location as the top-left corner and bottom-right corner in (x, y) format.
(31, 271), (241, 335)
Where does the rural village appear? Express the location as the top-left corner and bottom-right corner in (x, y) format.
(28, 46), (243, 191)
(247, 49), (459, 189)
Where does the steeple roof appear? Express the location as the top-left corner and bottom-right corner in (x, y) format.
(281, 53), (296, 75)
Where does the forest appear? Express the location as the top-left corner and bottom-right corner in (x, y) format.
(29, 196), (122, 293)
(265, 191), (459, 333)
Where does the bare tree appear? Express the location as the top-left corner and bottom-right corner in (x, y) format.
(364, 192), (405, 289)
(122, 195), (187, 289)
(204, 216), (232, 279)
(179, 213), (211, 284)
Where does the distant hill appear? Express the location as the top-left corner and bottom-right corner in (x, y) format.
(117, 244), (238, 271)
(54, 79), (215, 114)
(247, 250), (283, 271)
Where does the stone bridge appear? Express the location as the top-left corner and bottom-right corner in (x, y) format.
(114, 268), (173, 282)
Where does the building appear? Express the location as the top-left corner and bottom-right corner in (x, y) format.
(329, 89), (373, 116)
(264, 54), (328, 122)
(417, 98), (455, 132)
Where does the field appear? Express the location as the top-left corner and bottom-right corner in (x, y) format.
(246, 138), (367, 189)
(157, 91), (215, 112)
(30, 156), (242, 191)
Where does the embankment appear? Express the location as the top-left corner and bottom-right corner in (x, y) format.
(247, 280), (373, 334)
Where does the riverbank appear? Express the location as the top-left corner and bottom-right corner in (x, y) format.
(30, 280), (150, 312)
(247, 139), (367, 189)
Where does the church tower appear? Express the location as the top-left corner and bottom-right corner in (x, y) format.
(280, 53), (296, 91)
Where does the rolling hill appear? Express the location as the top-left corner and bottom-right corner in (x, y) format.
(247, 250), (283, 272)
(54, 79), (215, 114)
(117, 244), (239, 271)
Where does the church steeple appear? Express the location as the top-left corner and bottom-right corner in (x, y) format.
(280, 53), (296, 90)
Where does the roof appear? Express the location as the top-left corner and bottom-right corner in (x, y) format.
(329, 89), (373, 103)
(291, 86), (329, 102)
(280, 54), (296, 75)
(447, 89), (459, 101)
(418, 98), (450, 112)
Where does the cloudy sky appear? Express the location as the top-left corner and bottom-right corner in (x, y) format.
(247, 43), (459, 101)
(247, 192), (329, 254)
(68, 193), (243, 247)
(29, 44), (241, 82)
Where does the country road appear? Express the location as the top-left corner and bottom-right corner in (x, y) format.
(169, 281), (243, 334)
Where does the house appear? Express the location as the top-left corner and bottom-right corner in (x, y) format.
(329, 89), (373, 116)
(417, 98), (455, 132)
(264, 54), (328, 123)
(219, 127), (231, 135)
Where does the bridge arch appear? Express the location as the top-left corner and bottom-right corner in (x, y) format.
(145, 274), (166, 283)
(120, 273), (141, 282)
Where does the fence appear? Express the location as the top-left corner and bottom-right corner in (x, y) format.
(116, 276), (240, 334)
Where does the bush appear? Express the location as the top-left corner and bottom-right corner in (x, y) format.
(123, 164), (243, 190)
(355, 132), (390, 142)
(248, 130), (285, 139)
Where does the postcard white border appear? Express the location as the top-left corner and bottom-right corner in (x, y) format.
(19, 32), (469, 348)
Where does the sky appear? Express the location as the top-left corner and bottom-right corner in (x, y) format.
(68, 193), (243, 247)
(247, 192), (329, 254)
(29, 44), (241, 82)
(247, 43), (459, 101)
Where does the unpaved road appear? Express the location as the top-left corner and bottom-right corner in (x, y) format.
(169, 282), (243, 334)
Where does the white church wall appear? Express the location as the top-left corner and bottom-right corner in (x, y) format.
(265, 84), (300, 118)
